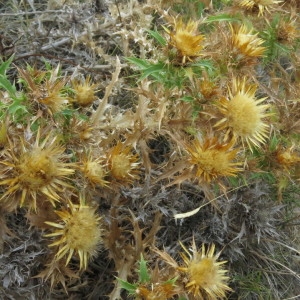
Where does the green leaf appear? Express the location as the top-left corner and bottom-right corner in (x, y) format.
(190, 60), (215, 72)
(0, 75), (17, 98)
(0, 55), (14, 76)
(203, 14), (240, 24)
(117, 278), (137, 295)
(8, 102), (28, 115)
(126, 57), (150, 69)
(139, 63), (166, 81)
(180, 96), (194, 103)
(163, 276), (178, 285)
(138, 254), (150, 283)
(146, 29), (167, 46)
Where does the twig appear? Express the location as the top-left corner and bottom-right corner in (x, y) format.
(14, 37), (72, 60)
(0, 10), (66, 16)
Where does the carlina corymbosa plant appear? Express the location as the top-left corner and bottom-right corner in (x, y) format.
(44, 195), (103, 270)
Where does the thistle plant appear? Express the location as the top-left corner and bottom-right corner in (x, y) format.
(0, 0), (299, 298)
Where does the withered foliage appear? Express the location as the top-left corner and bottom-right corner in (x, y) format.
(0, 0), (300, 299)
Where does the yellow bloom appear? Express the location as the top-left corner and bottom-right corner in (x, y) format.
(230, 24), (266, 58)
(239, 0), (283, 15)
(0, 130), (74, 211)
(178, 240), (232, 299)
(168, 18), (205, 63)
(45, 197), (102, 270)
(186, 137), (242, 183)
(215, 78), (270, 149)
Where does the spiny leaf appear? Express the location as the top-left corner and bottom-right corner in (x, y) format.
(0, 55), (14, 76)
(138, 254), (150, 284)
(126, 57), (150, 69)
(146, 29), (167, 46)
(0, 75), (17, 99)
(203, 14), (241, 24)
(117, 278), (137, 295)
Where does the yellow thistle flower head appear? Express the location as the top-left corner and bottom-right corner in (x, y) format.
(230, 24), (266, 60)
(0, 130), (74, 211)
(239, 0), (283, 15)
(168, 18), (205, 64)
(108, 141), (140, 185)
(214, 78), (270, 149)
(178, 240), (232, 299)
(45, 197), (103, 270)
(71, 76), (99, 107)
(186, 137), (242, 183)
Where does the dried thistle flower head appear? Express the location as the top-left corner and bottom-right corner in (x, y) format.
(178, 240), (232, 299)
(230, 24), (266, 62)
(186, 137), (242, 183)
(107, 141), (140, 185)
(71, 76), (99, 107)
(18, 65), (68, 114)
(167, 18), (205, 64)
(0, 130), (74, 211)
(80, 154), (108, 187)
(45, 197), (103, 270)
(199, 79), (219, 100)
(277, 18), (299, 44)
(214, 78), (270, 149)
(239, 0), (283, 15)
(276, 145), (300, 169)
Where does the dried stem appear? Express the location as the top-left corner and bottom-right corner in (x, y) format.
(91, 56), (121, 126)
